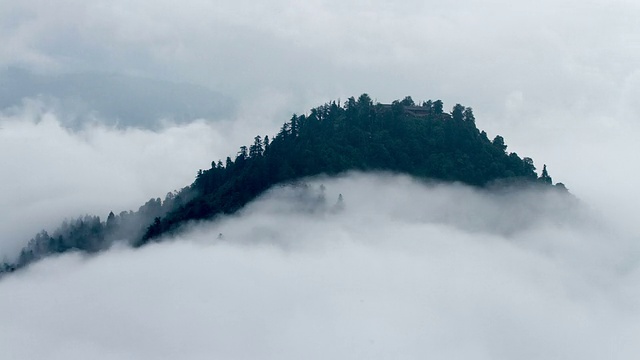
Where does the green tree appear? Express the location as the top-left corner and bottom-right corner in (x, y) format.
(237, 146), (248, 161)
(432, 100), (444, 114)
(492, 135), (507, 152)
(540, 164), (553, 184)
(357, 93), (373, 108)
(452, 104), (465, 122)
(463, 107), (475, 124)
(249, 136), (263, 157)
(400, 96), (415, 106)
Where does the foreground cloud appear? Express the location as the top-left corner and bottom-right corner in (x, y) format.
(1, 173), (637, 359)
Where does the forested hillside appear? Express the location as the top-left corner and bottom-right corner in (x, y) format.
(0, 94), (564, 275)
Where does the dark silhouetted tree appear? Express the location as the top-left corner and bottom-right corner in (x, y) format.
(452, 104), (465, 122)
(463, 107), (475, 124)
(540, 164), (553, 184)
(432, 100), (444, 114)
(493, 135), (507, 152)
(401, 96), (415, 106)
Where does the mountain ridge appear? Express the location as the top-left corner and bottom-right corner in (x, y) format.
(0, 94), (566, 276)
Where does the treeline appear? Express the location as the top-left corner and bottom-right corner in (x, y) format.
(1, 192), (191, 273)
(1, 94), (563, 275)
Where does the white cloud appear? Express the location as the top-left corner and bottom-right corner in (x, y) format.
(1, 174), (638, 359)
(3, 0), (639, 106)
(0, 97), (288, 257)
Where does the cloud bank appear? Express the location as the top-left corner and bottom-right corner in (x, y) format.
(1, 174), (638, 359)
(0, 98), (286, 257)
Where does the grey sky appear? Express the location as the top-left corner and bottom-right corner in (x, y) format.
(4, 0), (640, 108)
(2, 0), (639, 232)
(2, 0), (639, 168)
(0, 68), (234, 128)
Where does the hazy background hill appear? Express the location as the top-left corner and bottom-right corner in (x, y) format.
(0, 67), (234, 129)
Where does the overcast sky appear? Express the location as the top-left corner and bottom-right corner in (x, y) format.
(2, 0), (639, 204)
(1, 0), (640, 358)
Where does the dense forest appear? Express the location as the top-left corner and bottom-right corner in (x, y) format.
(0, 94), (564, 275)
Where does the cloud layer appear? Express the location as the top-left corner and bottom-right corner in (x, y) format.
(0, 98), (287, 257)
(3, 0), (639, 108)
(1, 174), (638, 359)
(2, 1), (640, 358)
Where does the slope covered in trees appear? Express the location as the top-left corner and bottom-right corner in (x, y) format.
(0, 95), (565, 275)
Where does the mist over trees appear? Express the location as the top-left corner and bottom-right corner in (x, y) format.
(1, 95), (565, 276)
(0, 194), (191, 273)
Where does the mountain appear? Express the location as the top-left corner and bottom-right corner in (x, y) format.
(0, 67), (234, 129)
(0, 94), (566, 275)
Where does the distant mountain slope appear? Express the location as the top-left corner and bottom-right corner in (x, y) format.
(0, 94), (565, 276)
(0, 67), (234, 129)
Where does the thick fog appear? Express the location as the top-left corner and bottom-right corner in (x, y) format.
(1, 174), (639, 359)
(2, 0), (640, 358)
